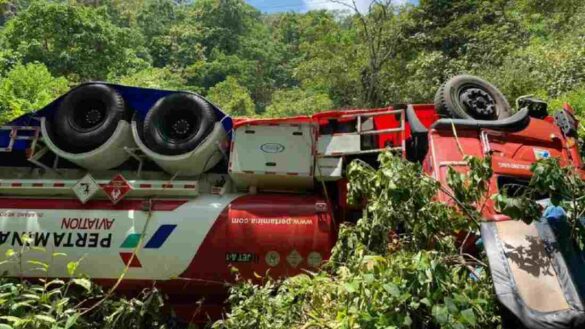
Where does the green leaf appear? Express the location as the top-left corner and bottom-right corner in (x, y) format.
(34, 314), (56, 323)
(66, 261), (79, 277)
(343, 281), (358, 293)
(461, 308), (477, 326)
(420, 297), (431, 306)
(0, 324), (14, 329)
(0, 316), (20, 323)
(64, 313), (79, 329)
(10, 301), (33, 311)
(46, 279), (65, 288)
(432, 305), (449, 324)
(445, 297), (458, 312)
(383, 283), (401, 298)
(27, 260), (49, 269)
(71, 278), (91, 292)
(21, 293), (40, 300)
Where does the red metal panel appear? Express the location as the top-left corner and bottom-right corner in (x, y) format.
(374, 104), (438, 149)
(179, 194), (336, 285)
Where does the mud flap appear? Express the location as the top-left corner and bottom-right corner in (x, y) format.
(481, 220), (585, 329)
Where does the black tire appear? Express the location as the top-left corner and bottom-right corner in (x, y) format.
(434, 75), (512, 120)
(54, 84), (127, 151)
(143, 93), (216, 155)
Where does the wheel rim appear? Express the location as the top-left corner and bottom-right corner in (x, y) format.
(157, 108), (199, 144)
(459, 86), (497, 120)
(70, 98), (108, 132)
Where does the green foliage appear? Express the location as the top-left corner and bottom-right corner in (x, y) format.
(0, 276), (172, 329)
(339, 154), (463, 257)
(494, 158), (585, 248)
(184, 52), (256, 94)
(133, 0), (202, 68)
(1, 2), (149, 80)
(192, 0), (258, 55)
(114, 67), (188, 91)
(216, 153), (501, 329)
(0, 62), (68, 124)
(135, 1), (205, 69)
(492, 192), (541, 225)
(0, 242), (175, 329)
(0, 49), (21, 75)
(290, 11), (363, 107)
(263, 88), (333, 117)
(207, 76), (255, 116)
(216, 250), (498, 329)
(447, 156), (493, 206)
(548, 87), (585, 118)
(2, 0), (585, 117)
(0, 277), (81, 329)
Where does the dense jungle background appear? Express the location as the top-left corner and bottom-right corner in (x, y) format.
(0, 0), (585, 124)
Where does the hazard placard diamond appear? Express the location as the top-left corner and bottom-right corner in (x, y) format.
(72, 174), (99, 204)
(102, 174), (132, 205)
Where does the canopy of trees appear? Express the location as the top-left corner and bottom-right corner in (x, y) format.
(0, 0), (585, 123)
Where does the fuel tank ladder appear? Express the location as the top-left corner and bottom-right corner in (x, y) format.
(0, 124), (63, 174)
(316, 108), (406, 157)
(314, 108), (405, 182)
(0, 124), (147, 176)
(0, 125), (41, 153)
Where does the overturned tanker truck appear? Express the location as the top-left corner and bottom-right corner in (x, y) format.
(1, 75), (585, 328)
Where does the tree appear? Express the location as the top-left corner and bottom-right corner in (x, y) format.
(263, 88), (333, 117)
(114, 67), (189, 91)
(292, 10), (363, 107)
(192, 0), (259, 55)
(187, 0), (284, 110)
(1, 2), (149, 81)
(326, 0), (414, 106)
(184, 51), (257, 93)
(0, 49), (21, 75)
(0, 62), (69, 124)
(133, 0), (206, 68)
(207, 76), (255, 117)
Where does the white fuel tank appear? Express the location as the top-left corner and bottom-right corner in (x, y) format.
(0, 194), (242, 280)
(131, 120), (227, 177)
(41, 117), (136, 171)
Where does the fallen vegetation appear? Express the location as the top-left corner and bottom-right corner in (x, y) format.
(215, 153), (501, 329)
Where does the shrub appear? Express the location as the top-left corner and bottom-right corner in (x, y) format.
(0, 62), (68, 125)
(0, 240), (175, 329)
(207, 76), (256, 117)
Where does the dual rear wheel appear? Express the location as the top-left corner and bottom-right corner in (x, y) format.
(53, 84), (216, 155)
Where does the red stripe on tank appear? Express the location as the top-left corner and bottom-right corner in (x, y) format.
(0, 198), (186, 211)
